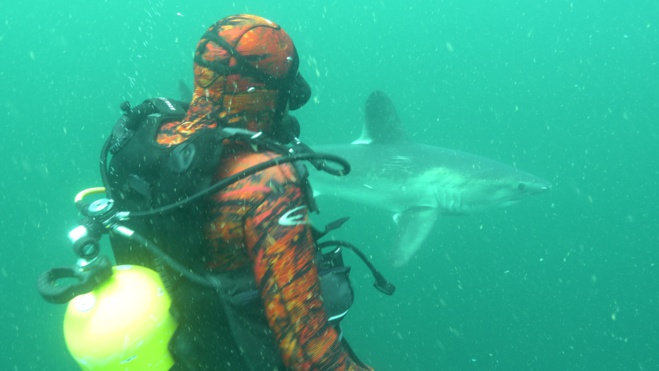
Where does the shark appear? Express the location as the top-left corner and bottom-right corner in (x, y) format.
(310, 91), (551, 266)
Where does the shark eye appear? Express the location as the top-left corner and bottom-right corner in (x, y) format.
(517, 182), (527, 192)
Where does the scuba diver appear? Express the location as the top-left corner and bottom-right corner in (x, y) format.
(148, 14), (370, 370)
(38, 14), (396, 370)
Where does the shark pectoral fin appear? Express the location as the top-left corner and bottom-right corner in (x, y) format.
(391, 207), (439, 267)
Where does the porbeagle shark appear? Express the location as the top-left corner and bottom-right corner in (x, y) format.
(311, 91), (550, 266)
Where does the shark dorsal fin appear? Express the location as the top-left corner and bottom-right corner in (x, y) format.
(353, 91), (409, 144)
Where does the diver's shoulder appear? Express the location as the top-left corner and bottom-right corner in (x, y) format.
(220, 150), (300, 184)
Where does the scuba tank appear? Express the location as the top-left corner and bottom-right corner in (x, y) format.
(64, 265), (176, 370)
(36, 188), (177, 370)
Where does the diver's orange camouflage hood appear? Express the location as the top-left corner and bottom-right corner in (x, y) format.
(180, 14), (309, 138)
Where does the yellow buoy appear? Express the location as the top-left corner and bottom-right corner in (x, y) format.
(64, 265), (176, 370)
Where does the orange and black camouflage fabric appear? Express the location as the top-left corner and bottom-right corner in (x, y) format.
(155, 14), (295, 148)
(158, 127), (371, 370)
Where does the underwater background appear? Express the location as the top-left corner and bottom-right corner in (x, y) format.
(1, 0), (658, 370)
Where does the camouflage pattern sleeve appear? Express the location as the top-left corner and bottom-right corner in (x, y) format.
(206, 149), (372, 370)
(244, 167), (370, 370)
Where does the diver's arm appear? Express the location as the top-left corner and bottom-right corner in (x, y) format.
(245, 183), (371, 370)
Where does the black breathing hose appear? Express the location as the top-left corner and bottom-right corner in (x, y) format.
(128, 152), (350, 218)
(317, 240), (396, 296)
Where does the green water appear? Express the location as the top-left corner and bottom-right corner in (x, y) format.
(1, 1), (657, 370)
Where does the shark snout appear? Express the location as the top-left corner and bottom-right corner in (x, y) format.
(518, 179), (552, 195)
